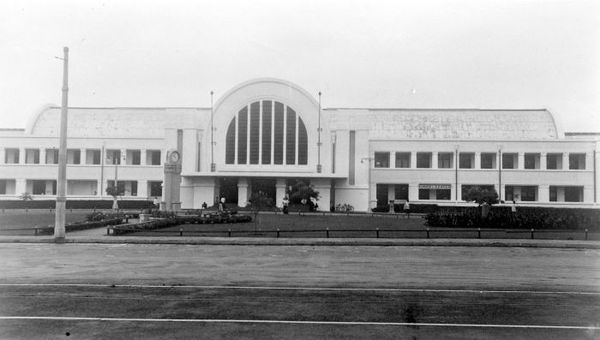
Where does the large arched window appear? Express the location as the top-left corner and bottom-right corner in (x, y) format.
(225, 101), (308, 165)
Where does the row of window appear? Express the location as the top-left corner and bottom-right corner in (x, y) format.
(374, 151), (587, 170)
(2, 148), (162, 166)
(375, 183), (585, 203)
(225, 101), (309, 165)
(0, 179), (162, 197)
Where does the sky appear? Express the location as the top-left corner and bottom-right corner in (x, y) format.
(0, 0), (598, 133)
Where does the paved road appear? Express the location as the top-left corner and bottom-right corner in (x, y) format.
(0, 243), (599, 339)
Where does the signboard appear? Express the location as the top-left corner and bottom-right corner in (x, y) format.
(419, 184), (451, 190)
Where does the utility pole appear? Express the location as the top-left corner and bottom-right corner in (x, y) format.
(317, 91), (322, 173)
(54, 47), (69, 243)
(210, 91), (215, 172)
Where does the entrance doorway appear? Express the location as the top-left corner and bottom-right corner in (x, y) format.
(250, 178), (276, 202)
(218, 177), (238, 205)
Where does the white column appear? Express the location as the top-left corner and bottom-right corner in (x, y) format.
(409, 182), (419, 202)
(584, 185), (594, 203)
(517, 152), (524, 170)
(19, 148), (25, 164)
(538, 184), (549, 202)
(312, 179), (331, 212)
(15, 178), (26, 195)
(141, 149), (147, 166)
(0, 148), (4, 164)
(410, 152), (417, 169)
(540, 152), (547, 170)
(138, 179), (148, 198)
(474, 152), (481, 169)
(275, 178), (286, 208)
(563, 153), (570, 170)
(237, 177), (249, 207)
(40, 148), (46, 165)
(432, 152), (438, 169)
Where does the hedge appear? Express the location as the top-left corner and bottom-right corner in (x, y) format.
(372, 204), (439, 214)
(424, 206), (600, 231)
(37, 217), (124, 235)
(0, 200), (154, 210)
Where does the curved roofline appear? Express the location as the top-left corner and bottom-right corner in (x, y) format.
(214, 78), (319, 112)
(25, 104), (58, 135)
(544, 107), (563, 138)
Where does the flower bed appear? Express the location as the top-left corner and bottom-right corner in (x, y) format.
(109, 212), (252, 235)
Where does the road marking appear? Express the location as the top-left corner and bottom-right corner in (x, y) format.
(0, 283), (598, 295)
(0, 316), (598, 330)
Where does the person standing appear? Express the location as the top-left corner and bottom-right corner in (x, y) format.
(403, 200), (411, 219)
(219, 196), (226, 212)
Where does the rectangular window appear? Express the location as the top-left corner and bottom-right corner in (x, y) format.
(376, 184), (388, 207)
(459, 153), (475, 169)
(4, 148), (19, 164)
(480, 153), (496, 169)
(461, 185), (495, 201)
(418, 189), (430, 200)
(436, 189), (451, 200)
(31, 180), (57, 195)
(286, 107), (296, 164)
(394, 184), (409, 200)
(395, 152), (411, 168)
(0, 179), (15, 195)
(524, 153), (540, 169)
(225, 117), (236, 164)
(126, 150), (141, 165)
(569, 153), (586, 170)
(261, 101), (272, 164)
(67, 149), (81, 165)
(502, 153), (517, 169)
(237, 107), (248, 164)
(107, 150), (121, 165)
(546, 153), (562, 170)
(146, 150), (161, 165)
(108, 180), (137, 196)
(550, 186), (584, 202)
(416, 152), (432, 168)
(25, 149), (40, 164)
(374, 152), (390, 168)
(438, 152), (453, 168)
(521, 186), (537, 201)
(86, 149), (101, 165)
(249, 101), (260, 164)
(273, 102), (284, 165)
(506, 185), (537, 201)
(149, 181), (162, 197)
(45, 149), (58, 164)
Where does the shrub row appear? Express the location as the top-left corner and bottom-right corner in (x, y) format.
(424, 206), (600, 231)
(372, 204), (439, 214)
(0, 200), (154, 210)
(111, 213), (253, 235)
(37, 217), (124, 235)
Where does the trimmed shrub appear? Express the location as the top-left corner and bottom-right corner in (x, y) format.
(424, 206), (600, 231)
(0, 200), (154, 210)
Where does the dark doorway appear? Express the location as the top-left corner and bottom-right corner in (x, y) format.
(219, 177), (239, 204)
(251, 178), (276, 202)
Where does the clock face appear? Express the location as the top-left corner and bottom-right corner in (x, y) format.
(169, 151), (180, 163)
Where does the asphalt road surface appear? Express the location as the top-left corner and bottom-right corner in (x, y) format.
(0, 243), (599, 339)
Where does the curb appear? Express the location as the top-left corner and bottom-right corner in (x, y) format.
(0, 236), (599, 249)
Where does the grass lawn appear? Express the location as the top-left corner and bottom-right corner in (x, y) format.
(0, 210), (91, 235)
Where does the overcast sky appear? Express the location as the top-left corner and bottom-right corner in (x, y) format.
(1, 0), (598, 133)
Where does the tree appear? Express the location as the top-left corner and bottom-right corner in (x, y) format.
(106, 184), (124, 210)
(463, 186), (499, 205)
(247, 191), (274, 233)
(288, 181), (319, 206)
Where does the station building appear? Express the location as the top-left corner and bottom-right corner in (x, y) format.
(0, 78), (598, 211)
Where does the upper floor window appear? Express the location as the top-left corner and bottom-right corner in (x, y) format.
(395, 152), (411, 168)
(67, 149), (81, 165)
(416, 152), (432, 168)
(459, 153), (475, 169)
(106, 150), (121, 165)
(546, 153), (562, 170)
(25, 149), (40, 164)
(4, 148), (19, 164)
(502, 153), (518, 169)
(86, 149), (101, 165)
(524, 153), (540, 169)
(45, 149), (58, 164)
(225, 100), (308, 166)
(569, 153), (586, 170)
(374, 152), (390, 168)
(126, 150), (141, 165)
(438, 152), (453, 168)
(146, 150), (161, 165)
(480, 153), (496, 169)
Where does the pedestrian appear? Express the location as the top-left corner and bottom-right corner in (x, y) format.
(202, 201), (207, 209)
(219, 196), (226, 212)
(403, 199), (410, 219)
(282, 196), (289, 215)
(153, 197), (160, 210)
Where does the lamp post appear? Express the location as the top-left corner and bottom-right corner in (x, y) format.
(54, 47), (69, 243)
(317, 91), (322, 173)
(210, 91), (215, 172)
(361, 157), (374, 212)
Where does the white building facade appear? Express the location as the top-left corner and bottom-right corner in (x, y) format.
(1, 78), (598, 210)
